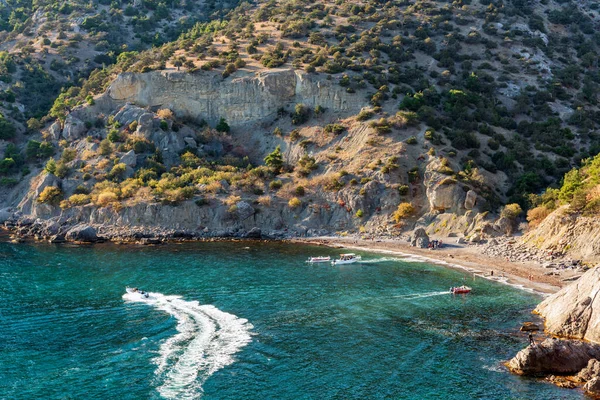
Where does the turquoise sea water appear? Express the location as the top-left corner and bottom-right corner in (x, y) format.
(0, 240), (581, 399)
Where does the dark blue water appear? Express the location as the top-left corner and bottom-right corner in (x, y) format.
(0, 240), (580, 399)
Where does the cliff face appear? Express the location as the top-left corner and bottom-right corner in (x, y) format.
(535, 267), (600, 342)
(523, 207), (600, 263)
(93, 68), (364, 127)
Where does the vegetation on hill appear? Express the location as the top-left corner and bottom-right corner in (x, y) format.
(2, 0), (600, 221)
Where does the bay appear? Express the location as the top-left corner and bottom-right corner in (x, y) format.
(0, 240), (579, 399)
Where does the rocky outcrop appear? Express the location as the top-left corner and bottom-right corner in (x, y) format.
(507, 338), (600, 375)
(90, 69), (363, 128)
(535, 266), (600, 342)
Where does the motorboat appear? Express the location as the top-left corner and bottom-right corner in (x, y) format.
(331, 253), (362, 265)
(450, 285), (472, 294)
(126, 287), (150, 298)
(307, 256), (331, 264)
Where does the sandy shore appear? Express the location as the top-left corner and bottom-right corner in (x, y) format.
(293, 236), (576, 295)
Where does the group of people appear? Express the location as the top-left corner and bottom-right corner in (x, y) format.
(428, 240), (443, 250)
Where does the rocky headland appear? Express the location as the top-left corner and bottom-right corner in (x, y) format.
(507, 266), (600, 397)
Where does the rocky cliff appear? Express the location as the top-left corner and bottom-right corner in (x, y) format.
(523, 207), (600, 263)
(88, 68), (364, 128)
(535, 266), (600, 342)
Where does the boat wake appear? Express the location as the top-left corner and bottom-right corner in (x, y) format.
(393, 291), (450, 300)
(123, 291), (253, 399)
(359, 257), (403, 264)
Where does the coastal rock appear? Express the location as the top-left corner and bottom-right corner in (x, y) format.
(506, 338), (600, 375)
(584, 377), (600, 398)
(578, 359), (600, 382)
(245, 227), (262, 239)
(0, 209), (12, 223)
(535, 267), (600, 342)
(410, 228), (429, 248)
(65, 225), (98, 242)
(520, 322), (540, 332)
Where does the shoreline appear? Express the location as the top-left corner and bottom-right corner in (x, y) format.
(1, 223), (576, 295)
(292, 236), (571, 295)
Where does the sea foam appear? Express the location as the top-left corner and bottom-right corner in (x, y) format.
(123, 291), (253, 399)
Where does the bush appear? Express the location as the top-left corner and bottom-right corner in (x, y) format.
(96, 191), (119, 207)
(406, 136), (418, 145)
(269, 180), (282, 190)
(355, 209), (364, 218)
(288, 197), (302, 208)
(393, 202), (415, 223)
(216, 118), (230, 133)
(324, 124), (346, 135)
(295, 186), (305, 196)
(398, 185), (409, 196)
(69, 194), (91, 206)
(501, 203), (523, 220)
(38, 186), (62, 205)
(526, 206), (551, 228)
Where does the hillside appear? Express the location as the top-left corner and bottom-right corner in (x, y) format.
(1, 0), (600, 242)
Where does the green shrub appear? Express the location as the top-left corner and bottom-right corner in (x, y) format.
(38, 186), (62, 205)
(398, 185), (409, 196)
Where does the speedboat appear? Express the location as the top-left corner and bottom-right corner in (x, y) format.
(331, 253), (362, 265)
(126, 287), (150, 298)
(450, 285), (472, 294)
(307, 256), (331, 264)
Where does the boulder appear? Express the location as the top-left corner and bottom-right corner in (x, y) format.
(428, 181), (465, 212)
(136, 113), (155, 137)
(246, 227), (262, 239)
(183, 137), (197, 149)
(493, 216), (513, 235)
(410, 228), (429, 248)
(61, 115), (87, 140)
(65, 225), (98, 242)
(47, 120), (62, 141)
(519, 322), (540, 332)
(236, 201), (255, 221)
(507, 338), (600, 375)
(464, 190), (477, 210)
(585, 377), (600, 398)
(120, 150), (137, 167)
(0, 209), (12, 224)
(113, 104), (147, 127)
(578, 359), (600, 382)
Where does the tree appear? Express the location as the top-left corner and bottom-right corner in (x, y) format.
(0, 115), (16, 139)
(264, 146), (283, 173)
(216, 117), (230, 133)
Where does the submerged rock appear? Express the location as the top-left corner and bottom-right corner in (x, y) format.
(519, 322), (540, 332)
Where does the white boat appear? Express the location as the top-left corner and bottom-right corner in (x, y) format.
(307, 256), (331, 263)
(331, 253), (362, 265)
(126, 287), (150, 298)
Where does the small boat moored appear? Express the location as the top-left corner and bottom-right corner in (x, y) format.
(450, 285), (472, 294)
(331, 253), (362, 265)
(306, 256), (331, 264)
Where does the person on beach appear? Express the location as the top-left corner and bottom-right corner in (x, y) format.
(528, 333), (535, 346)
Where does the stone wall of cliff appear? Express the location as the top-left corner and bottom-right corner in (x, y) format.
(83, 68), (364, 128)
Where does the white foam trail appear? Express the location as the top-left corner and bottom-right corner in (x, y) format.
(123, 291), (253, 399)
(393, 291), (450, 300)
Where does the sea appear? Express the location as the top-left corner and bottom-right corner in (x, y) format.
(0, 240), (581, 399)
